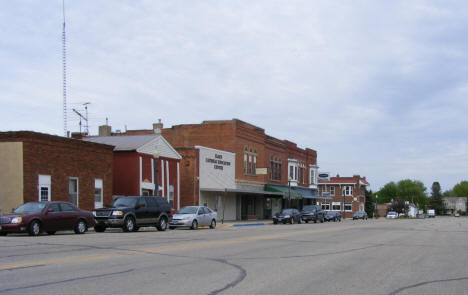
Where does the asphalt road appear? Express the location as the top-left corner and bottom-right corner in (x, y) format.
(1, 217), (467, 295)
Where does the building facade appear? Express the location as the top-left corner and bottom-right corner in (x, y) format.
(318, 174), (369, 218)
(84, 133), (182, 210)
(0, 131), (114, 213)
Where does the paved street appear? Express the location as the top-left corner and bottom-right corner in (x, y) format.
(1, 217), (467, 295)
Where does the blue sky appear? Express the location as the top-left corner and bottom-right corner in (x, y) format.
(1, 1), (467, 192)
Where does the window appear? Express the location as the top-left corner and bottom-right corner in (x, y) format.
(38, 175), (51, 202)
(330, 186), (335, 196)
(310, 169), (315, 185)
(48, 203), (60, 212)
(169, 185), (174, 208)
(61, 202), (76, 212)
(270, 156), (282, 181)
(345, 203), (352, 212)
(243, 147), (257, 175)
(289, 165), (294, 179)
(332, 202), (341, 211)
(343, 186), (353, 196)
(68, 178), (79, 206)
(94, 179), (103, 209)
(321, 186), (327, 196)
(321, 202), (330, 210)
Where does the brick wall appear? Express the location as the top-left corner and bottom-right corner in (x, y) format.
(0, 131), (113, 211)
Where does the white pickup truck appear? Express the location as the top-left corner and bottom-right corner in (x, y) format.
(427, 209), (436, 218)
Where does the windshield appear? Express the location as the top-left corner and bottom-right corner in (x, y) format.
(112, 197), (137, 208)
(176, 206), (198, 214)
(281, 209), (293, 215)
(14, 202), (46, 213)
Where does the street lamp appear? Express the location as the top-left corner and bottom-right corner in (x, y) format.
(375, 194), (378, 219)
(153, 150), (159, 196)
(288, 177), (292, 209)
(342, 186), (346, 220)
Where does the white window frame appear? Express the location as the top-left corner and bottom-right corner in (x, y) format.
(343, 185), (353, 196)
(321, 202), (330, 210)
(38, 175), (51, 202)
(69, 177), (79, 207)
(94, 178), (103, 209)
(332, 202), (341, 211)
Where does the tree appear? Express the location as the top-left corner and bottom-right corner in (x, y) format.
(377, 182), (398, 204)
(429, 181), (445, 214)
(388, 198), (408, 214)
(364, 189), (375, 218)
(376, 179), (427, 208)
(452, 181), (468, 197)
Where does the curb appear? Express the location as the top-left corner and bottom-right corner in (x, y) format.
(233, 223), (265, 227)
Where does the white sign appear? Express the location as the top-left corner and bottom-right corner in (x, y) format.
(197, 146), (236, 190)
(256, 168), (267, 175)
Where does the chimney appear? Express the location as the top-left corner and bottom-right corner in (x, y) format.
(99, 125), (112, 136)
(153, 119), (163, 135)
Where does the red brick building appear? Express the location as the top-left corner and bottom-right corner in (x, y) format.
(84, 131), (182, 210)
(0, 131), (114, 213)
(318, 174), (369, 218)
(139, 119), (321, 220)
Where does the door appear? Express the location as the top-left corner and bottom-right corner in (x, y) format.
(42, 203), (62, 231)
(197, 207), (207, 226)
(59, 202), (79, 230)
(135, 198), (149, 225)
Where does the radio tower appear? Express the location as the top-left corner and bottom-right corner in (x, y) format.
(62, 0), (68, 137)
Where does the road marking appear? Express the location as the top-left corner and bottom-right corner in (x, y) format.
(0, 224), (360, 271)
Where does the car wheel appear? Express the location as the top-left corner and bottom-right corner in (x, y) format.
(133, 226), (140, 232)
(169, 226), (175, 230)
(273, 220), (278, 224)
(47, 231), (56, 235)
(191, 220), (198, 230)
(320, 217), (324, 223)
(156, 217), (167, 231)
(122, 216), (135, 232)
(74, 220), (87, 234)
(94, 225), (106, 233)
(305, 220), (309, 223)
(314, 219), (317, 223)
(297, 218), (302, 224)
(0, 232), (8, 236)
(210, 219), (216, 229)
(28, 220), (41, 236)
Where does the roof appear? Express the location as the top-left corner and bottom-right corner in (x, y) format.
(84, 134), (182, 159)
(318, 175), (369, 186)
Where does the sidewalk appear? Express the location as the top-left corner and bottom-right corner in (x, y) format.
(214, 219), (272, 228)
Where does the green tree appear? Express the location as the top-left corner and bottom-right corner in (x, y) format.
(364, 189), (375, 218)
(376, 182), (398, 204)
(388, 198), (408, 214)
(376, 179), (428, 208)
(452, 181), (468, 197)
(429, 181), (445, 214)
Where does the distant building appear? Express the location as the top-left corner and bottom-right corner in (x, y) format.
(443, 197), (467, 214)
(318, 174), (369, 218)
(0, 131), (114, 213)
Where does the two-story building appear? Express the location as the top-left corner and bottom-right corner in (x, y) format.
(318, 174), (369, 218)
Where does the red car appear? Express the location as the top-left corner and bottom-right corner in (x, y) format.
(0, 201), (95, 236)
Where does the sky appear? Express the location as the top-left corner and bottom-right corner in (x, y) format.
(1, 1), (467, 192)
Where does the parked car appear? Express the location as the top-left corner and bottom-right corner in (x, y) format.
(324, 211), (341, 222)
(169, 206), (217, 230)
(0, 201), (95, 236)
(353, 211), (368, 220)
(427, 209), (436, 218)
(93, 196), (171, 232)
(301, 205), (324, 223)
(386, 211), (398, 219)
(273, 209), (302, 224)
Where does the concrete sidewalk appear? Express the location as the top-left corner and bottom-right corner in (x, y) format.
(214, 219), (272, 228)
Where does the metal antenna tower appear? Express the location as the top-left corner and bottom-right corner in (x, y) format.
(83, 102), (91, 134)
(62, 0), (68, 137)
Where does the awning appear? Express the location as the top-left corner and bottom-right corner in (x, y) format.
(292, 187), (331, 199)
(200, 187), (283, 196)
(264, 184), (302, 199)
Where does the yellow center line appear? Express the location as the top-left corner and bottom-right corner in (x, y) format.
(0, 224), (362, 271)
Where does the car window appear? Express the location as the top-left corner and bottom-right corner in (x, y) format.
(48, 203), (61, 212)
(198, 207), (205, 215)
(204, 207), (212, 213)
(137, 198), (147, 208)
(145, 197), (157, 207)
(60, 203), (76, 212)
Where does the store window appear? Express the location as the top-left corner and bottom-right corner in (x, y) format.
(332, 202), (341, 211)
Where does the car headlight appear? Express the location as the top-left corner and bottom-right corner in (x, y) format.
(92, 211), (97, 217)
(112, 211), (124, 216)
(284, 215), (290, 218)
(11, 217), (22, 224)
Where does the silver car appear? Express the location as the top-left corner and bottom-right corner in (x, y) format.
(169, 206), (217, 230)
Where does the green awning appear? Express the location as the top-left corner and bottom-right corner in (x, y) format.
(264, 184), (303, 199)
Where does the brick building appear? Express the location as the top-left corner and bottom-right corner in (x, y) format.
(318, 174), (369, 218)
(84, 126), (182, 210)
(119, 119), (322, 220)
(0, 131), (113, 213)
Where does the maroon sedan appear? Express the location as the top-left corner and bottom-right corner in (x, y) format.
(0, 201), (95, 236)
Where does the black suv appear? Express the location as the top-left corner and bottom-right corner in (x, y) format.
(93, 196), (172, 232)
(301, 205), (325, 223)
